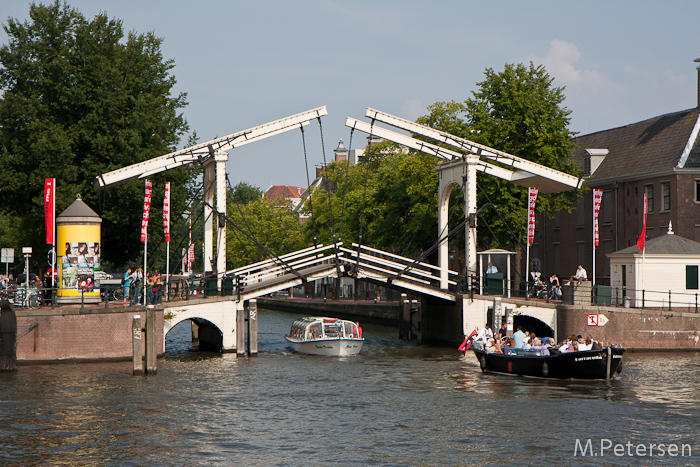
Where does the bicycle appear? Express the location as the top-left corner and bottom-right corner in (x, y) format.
(12, 286), (43, 309)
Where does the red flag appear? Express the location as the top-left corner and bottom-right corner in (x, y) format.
(593, 189), (603, 247)
(637, 192), (647, 251)
(188, 243), (195, 263)
(163, 182), (171, 242)
(527, 187), (539, 245)
(44, 178), (56, 244)
(140, 180), (152, 242)
(458, 329), (478, 353)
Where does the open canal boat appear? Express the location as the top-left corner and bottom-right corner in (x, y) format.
(285, 317), (364, 356)
(471, 342), (625, 379)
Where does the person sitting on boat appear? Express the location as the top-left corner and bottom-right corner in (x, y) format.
(559, 336), (574, 353)
(497, 322), (508, 340)
(590, 337), (602, 350)
(502, 338), (515, 355)
(578, 337), (592, 351)
(513, 327), (526, 349)
(475, 324), (493, 345)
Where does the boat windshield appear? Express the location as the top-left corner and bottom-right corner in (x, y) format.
(307, 323), (322, 340)
(323, 322), (342, 338)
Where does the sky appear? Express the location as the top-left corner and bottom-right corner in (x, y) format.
(2, 0), (700, 191)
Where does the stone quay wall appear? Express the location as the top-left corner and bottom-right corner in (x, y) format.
(557, 305), (700, 350)
(16, 307), (164, 363)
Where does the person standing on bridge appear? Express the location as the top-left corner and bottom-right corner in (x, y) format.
(123, 268), (131, 305)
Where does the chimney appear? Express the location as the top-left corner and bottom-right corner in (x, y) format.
(696, 57), (700, 108)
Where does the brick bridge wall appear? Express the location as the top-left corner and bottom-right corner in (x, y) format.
(16, 308), (164, 363)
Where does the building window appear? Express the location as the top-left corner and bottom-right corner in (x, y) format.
(602, 190), (612, 225)
(696, 180), (700, 203)
(661, 182), (671, 212)
(686, 265), (699, 290)
(577, 199), (585, 227)
(644, 185), (654, 213)
(553, 242), (560, 275)
(553, 211), (560, 230)
(577, 242), (585, 266)
(583, 156), (591, 176)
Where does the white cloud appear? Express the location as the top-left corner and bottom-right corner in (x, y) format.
(531, 39), (605, 88)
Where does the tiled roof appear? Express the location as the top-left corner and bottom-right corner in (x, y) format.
(610, 231), (700, 256)
(572, 108), (700, 182)
(264, 185), (305, 202)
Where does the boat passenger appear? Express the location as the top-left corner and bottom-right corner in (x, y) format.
(513, 327), (526, 349)
(591, 339), (603, 350)
(578, 338), (592, 351)
(475, 324), (493, 345)
(497, 322), (508, 340)
(559, 337), (573, 353)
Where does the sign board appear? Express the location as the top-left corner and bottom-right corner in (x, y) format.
(1, 248), (14, 264)
(586, 313), (609, 326)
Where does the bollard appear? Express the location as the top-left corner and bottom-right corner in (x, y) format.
(132, 315), (143, 375)
(399, 293), (410, 339)
(248, 300), (258, 356)
(606, 346), (612, 381)
(145, 306), (156, 374)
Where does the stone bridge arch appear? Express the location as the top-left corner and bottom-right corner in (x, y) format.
(163, 300), (241, 352)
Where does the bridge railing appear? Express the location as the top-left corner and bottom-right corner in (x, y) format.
(341, 243), (459, 289)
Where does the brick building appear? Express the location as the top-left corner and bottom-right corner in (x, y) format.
(535, 105), (700, 285)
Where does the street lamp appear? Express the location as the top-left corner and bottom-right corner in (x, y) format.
(22, 247), (32, 288)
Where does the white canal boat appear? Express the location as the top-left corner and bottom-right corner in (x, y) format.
(285, 317), (364, 356)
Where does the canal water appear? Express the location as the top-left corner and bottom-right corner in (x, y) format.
(1, 308), (699, 466)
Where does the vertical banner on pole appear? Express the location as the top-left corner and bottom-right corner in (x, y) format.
(44, 179), (56, 245)
(592, 189), (603, 285)
(526, 187), (538, 294)
(141, 180), (152, 305)
(141, 180), (153, 242)
(163, 182), (171, 242)
(163, 182), (171, 300)
(527, 188), (538, 245)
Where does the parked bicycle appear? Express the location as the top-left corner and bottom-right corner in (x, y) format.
(6, 286), (44, 309)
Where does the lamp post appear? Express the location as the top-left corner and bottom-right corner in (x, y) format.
(22, 247), (32, 289)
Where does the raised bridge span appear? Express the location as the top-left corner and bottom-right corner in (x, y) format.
(163, 242), (459, 351)
(162, 242), (558, 352)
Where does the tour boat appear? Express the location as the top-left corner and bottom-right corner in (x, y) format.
(285, 317), (364, 356)
(470, 342), (625, 379)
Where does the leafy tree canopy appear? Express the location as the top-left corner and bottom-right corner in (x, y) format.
(0, 1), (193, 269)
(418, 62), (581, 250)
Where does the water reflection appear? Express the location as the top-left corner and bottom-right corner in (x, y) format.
(1, 309), (699, 466)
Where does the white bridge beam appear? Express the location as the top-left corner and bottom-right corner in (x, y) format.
(94, 106), (328, 279)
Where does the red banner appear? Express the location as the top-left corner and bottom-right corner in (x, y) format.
(188, 243), (195, 263)
(140, 180), (152, 242)
(593, 189), (603, 247)
(44, 178), (55, 244)
(163, 182), (171, 242)
(637, 192), (647, 251)
(527, 187), (539, 245)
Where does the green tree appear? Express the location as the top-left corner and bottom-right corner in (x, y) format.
(0, 1), (193, 269)
(303, 142), (442, 258)
(230, 182), (263, 205)
(419, 62), (581, 252)
(226, 198), (307, 269)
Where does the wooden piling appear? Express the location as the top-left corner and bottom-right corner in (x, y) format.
(399, 294), (410, 339)
(248, 299), (258, 356)
(0, 300), (17, 372)
(236, 302), (245, 356)
(145, 306), (157, 375)
(606, 346), (612, 381)
(132, 315), (143, 376)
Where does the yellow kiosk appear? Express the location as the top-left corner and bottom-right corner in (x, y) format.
(56, 196), (102, 304)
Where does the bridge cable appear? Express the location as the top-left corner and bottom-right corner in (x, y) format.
(387, 202), (490, 283)
(202, 199), (306, 282)
(476, 182), (528, 263)
(399, 179), (440, 258)
(299, 124), (318, 248)
(337, 127), (354, 239)
(354, 119), (375, 274)
(317, 117), (344, 292)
